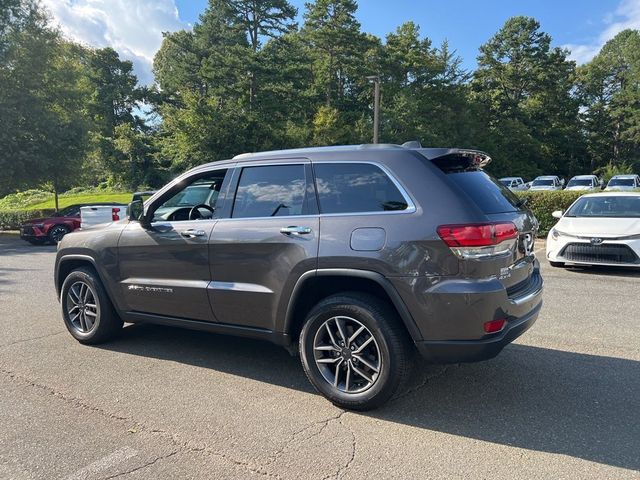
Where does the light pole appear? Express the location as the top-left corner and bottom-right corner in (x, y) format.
(366, 75), (380, 144)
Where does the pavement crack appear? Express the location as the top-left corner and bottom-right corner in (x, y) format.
(263, 410), (347, 468)
(392, 364), (454, 403)
(100, 450), (180, 479)
(0, 331), (65, 349)
(0, 367), (131, 422)
(322, 417), (356, 480)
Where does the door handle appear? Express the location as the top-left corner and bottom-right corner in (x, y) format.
(280, 226), (312, 236)
(180, 229), (207, 238)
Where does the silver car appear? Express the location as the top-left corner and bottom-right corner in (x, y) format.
(499, 177), (529, 191)
(605, 174), (640, 191)
(529, 175), (564, 191)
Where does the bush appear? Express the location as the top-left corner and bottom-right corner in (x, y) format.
(515, 191), (585, 235)
(0, 189), (52, 210)
(0, 209), (56, 230)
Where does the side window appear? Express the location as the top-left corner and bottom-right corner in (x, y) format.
(314, 163), (409, 214)
(232, 164), (307, 218)
(152, 169), (228, 222)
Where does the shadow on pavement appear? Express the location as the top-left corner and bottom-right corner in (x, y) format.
(101, 324), (639, 471)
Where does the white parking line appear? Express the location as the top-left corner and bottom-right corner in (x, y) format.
(64, 447), (138, 480)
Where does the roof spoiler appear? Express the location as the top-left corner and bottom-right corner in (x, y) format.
(418, 149), (492, 171)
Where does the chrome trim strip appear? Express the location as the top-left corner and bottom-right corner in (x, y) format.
(208, 281), (274, 293)
(122, 278), (209, 289)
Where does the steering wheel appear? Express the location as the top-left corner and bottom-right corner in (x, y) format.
(188, 204), (215, 220)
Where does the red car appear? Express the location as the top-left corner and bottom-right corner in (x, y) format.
(20, 203), (124, 245)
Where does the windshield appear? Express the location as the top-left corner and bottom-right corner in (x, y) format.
(532, 179), (554, 186)
(565, 196), (640, 218)
(567, 179), (592, 187)
(608, 178), (635, 187)
(499, 179), (511, 186)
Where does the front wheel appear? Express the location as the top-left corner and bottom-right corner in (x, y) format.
(299, 293), (413, 411)
(48, 224), (70, 244)
(60, 267), (123, 344)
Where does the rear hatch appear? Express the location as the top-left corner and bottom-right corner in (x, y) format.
(426, 151), (539, 294)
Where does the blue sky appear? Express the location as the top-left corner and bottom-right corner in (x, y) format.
(176, 0), (617, 70)
(44, 0), (639, 84)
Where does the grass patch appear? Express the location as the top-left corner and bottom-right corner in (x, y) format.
(27, 193), (132, 210)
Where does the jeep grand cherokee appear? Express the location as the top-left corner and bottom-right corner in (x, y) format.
(55, 144), (543, 410)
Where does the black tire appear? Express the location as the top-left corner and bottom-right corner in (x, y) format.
(549, 261), (565, 268)
(48, 224), (70, 244)
(299, 292), (413, 411)
(60, 267), (123, 344)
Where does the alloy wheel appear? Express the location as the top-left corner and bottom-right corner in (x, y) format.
(50, 226), (68, 243)
(66, 281), (99, 333)
(312, 316), (381, 394)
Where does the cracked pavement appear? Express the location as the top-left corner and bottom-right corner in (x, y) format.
(0, 234), (639, 479)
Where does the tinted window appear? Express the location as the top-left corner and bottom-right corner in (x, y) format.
(232, 165), (307, 218)
(58, 205), (80, 217)
(447, 171), (521, 214)
(314, 163), (408, 214)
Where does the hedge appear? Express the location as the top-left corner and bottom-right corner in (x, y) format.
(0, 209), (56, 230)
(515, 191), (584, 235)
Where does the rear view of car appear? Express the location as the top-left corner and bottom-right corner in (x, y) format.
(547, 193), (640, 268)
(80, 205), (124, 229)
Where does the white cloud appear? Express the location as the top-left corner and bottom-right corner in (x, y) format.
(564, 0), (640, 64)
(42, 0), (188, 85)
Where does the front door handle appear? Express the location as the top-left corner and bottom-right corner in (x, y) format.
(180, 229), (207, 238)
(280, 226), (312, 236)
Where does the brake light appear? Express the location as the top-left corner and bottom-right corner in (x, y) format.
(112, 208), (120, 221)
(437, 222), (518, 259)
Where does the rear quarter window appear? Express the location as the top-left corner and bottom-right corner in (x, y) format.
(313, 163), (409, 214)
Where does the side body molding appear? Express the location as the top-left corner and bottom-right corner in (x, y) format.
(281, 268), (423, 343)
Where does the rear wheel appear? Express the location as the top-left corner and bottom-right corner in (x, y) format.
(61, 267), (122, 344)
(299, 292), (413, 411)
(549, 261), (565, 268)
(48, 224), (70, 244)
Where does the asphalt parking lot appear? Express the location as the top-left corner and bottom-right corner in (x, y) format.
(0, 234), (638, 480)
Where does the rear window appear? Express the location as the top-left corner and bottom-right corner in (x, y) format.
(446, 171), (521, 214)
(314, 163), (409, 214)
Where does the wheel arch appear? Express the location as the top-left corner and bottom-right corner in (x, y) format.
(282, 269), (422, 344)
(55, 255), (102, 299)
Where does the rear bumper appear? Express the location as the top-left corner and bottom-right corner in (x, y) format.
(414, 301), (541, 363)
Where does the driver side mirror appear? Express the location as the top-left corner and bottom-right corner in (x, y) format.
(552, 210), (563, 219)
(128, 200), (150, 228)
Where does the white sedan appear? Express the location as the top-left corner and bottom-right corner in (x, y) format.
(546, 192), (640, 268)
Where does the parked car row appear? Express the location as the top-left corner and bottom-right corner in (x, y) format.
(499, 174), (640, 192)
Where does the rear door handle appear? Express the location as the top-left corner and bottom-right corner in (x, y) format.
(180, 229), (207, 238)
(280, 226), (312, 236)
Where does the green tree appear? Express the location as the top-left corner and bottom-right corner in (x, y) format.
(471, 17), (583, 178)
(577, 29), (640, 171)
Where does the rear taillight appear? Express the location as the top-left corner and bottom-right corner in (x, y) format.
(437, 222), (518, 259)
(112, 208), (120, 221)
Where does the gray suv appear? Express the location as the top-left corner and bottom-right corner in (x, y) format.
(55, 144), (543, 410)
